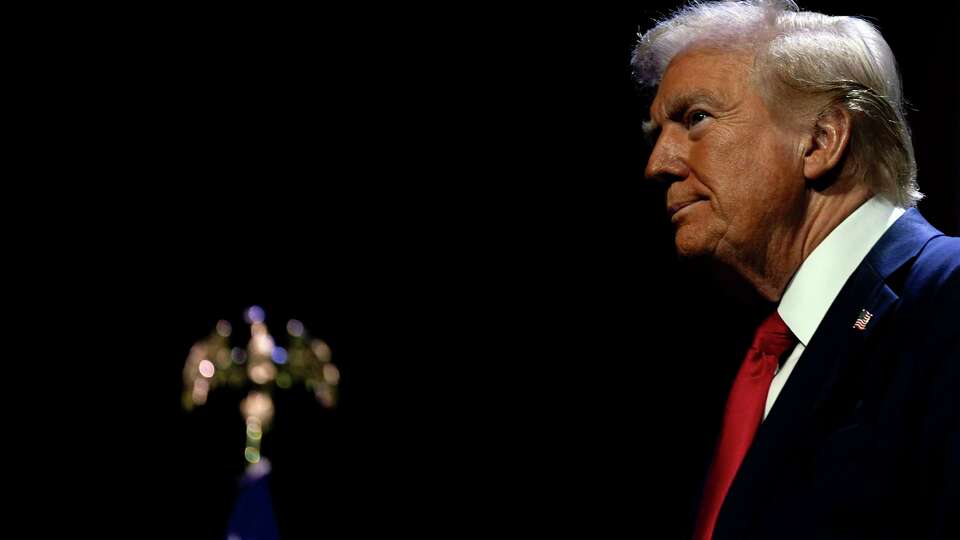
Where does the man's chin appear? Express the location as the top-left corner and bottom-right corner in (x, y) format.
(673, 231), (715, 260)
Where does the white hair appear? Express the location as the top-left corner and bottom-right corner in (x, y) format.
(632, 0), (922, 207)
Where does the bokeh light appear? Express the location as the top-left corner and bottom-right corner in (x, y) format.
(249, 363), (276, 385)
(216, 319), (232, 337)
(244, 305), (265, 324)
(322, 364), (340, 385)
(286, 319), (304, 337)
(199, 359), (216, 378)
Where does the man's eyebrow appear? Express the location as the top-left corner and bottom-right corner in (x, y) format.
(662, 90), (726, 120)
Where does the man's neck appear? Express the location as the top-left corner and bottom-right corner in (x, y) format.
(746, 186), (873, 302)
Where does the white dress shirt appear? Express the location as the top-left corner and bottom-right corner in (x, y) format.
(765, 196), (906, 420)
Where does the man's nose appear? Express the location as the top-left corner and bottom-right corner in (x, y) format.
(645, 128), (689, 185)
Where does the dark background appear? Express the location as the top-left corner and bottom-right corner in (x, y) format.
(38, 2), (956, 537)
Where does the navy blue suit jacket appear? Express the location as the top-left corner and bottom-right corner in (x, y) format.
(705, 209), (959, 540)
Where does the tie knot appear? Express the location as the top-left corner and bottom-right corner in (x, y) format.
(752, 311), (796, 358)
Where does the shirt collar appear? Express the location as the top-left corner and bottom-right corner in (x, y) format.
(777, 196), (905, 346)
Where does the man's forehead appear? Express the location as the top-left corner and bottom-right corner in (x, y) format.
(648, 50), (752, 118)
(663, 47), (754, 80)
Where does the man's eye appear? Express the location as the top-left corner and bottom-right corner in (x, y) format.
(686, 110), (710, 128)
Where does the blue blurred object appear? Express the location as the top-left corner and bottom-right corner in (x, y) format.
(226, 460), (280, 540)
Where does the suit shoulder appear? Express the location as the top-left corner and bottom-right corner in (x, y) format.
(889, 234), (959, 380)
(909, 234), (960, 295)
(890, 235), (960, 340)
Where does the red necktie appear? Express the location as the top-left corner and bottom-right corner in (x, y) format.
(692, 311), (796, 540)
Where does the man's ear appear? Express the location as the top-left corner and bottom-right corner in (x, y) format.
(802, 105), (852, 181)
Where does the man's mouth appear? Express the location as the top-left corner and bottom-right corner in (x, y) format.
(667, 199), (706, 220)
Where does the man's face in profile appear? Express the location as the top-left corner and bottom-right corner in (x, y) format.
(644, 49), (807, 269)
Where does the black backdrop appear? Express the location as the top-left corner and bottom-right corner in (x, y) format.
(45, 2), (957, 538)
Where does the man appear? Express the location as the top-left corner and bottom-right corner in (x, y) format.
(633, 1), (959, 539)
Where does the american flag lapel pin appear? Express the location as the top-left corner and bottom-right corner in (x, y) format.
(852, 309), (873, 331)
